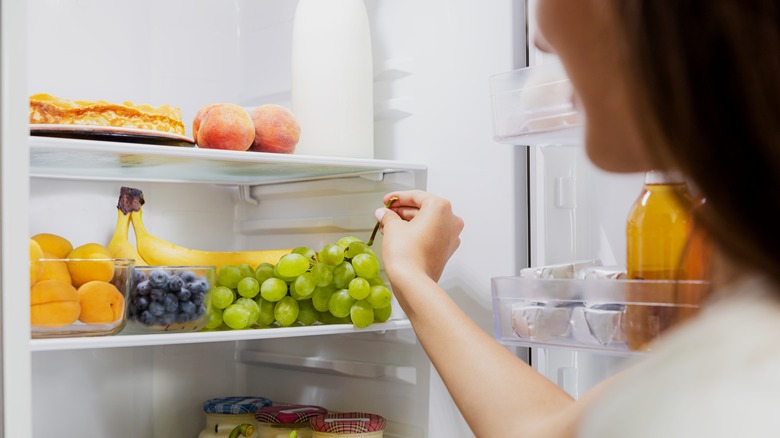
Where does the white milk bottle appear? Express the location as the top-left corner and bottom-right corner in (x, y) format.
(291, 0), (374, 159)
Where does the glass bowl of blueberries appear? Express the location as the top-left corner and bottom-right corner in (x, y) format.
(124, 266), (215, 333)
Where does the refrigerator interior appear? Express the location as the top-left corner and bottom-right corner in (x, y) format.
(13, 0), (525, 437)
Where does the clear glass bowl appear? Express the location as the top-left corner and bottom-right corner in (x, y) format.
(31, 258), (134, 338)
(124, 266), (215, 333)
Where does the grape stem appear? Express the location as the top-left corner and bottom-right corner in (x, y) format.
(367, 196), (398, 247)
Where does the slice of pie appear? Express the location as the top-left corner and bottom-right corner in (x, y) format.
(29, 93), (185, 136)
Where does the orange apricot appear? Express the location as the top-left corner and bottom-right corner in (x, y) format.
(32, 233), (73, 258)
(38, 252), (72, 284)
(67, 243), (114, 287)
(30, 239), (44, 285)
(78, 281), (125, 324)
(30, 279), (80, 327)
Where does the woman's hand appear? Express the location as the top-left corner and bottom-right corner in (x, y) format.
(375, 190), (464, 284)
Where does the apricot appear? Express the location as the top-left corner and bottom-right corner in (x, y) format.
(30, 279), (80, 327)
(248, 104), (301, 154)
(32, 233), (73, 258)
(193, 103), (255, 151)
(39, 252), (72, 284)
(30, 239), (44, 285)
(67, 243), (115, 287)
(78, 281), (125, 324)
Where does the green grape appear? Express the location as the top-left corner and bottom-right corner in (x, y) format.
(254, 262), (275, 285)
(374, 303), (392, 323)
(350, 300), (375, 328)
(333, 261), (356, 289)
(260, 277), (288, 302)
(344, 241), (369, 259)
(352, 253), (380, 279)
(237, 276), (261, 298)
(274, 296), (300, 327)
(254, 296), (276, 326)
(223, 303), (251, 329)
(296, 299), (318, 326)
(336, 236), (362, 249)
(348, 277), (371, 300)
(216, 265), (243, 288)
(310, 262), (334, 287)
(294, 273), (316, 298)
(319, 243), (345, 266)
(312, 284), (336, 312)
(238, 263), (255, 279)
(328, 289), (356, 318)
(363, 247), (377, 257)
(367, 285), (392, 309)
(204, 307), (224, 330)
(212, 286), (236, 309)
(292, 246), (317, 263)
(273, 264), (297, 282)
(235, 297), (260, 326)
(288, 281), (306, 300)
(276, 253), (310, 278)
(367, 276), (387, 287)
(318, 310), (350, 325)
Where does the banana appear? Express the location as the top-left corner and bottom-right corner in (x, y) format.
(130, 208), (290, 272)
(108, 208), (149, 266)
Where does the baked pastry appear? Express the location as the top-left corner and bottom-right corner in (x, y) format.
(29, 93), (185, 135)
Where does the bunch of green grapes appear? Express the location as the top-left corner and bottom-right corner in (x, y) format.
(203, 236), (393, 330)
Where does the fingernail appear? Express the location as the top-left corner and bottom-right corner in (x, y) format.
(374, 208), (385, 222)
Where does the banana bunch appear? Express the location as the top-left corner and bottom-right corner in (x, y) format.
(112, 186), (289, 272)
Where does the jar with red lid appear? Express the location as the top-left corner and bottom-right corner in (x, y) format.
(254, 404), (328, 438)
(309, 412), (386, 438)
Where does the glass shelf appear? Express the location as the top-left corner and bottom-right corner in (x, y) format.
(29, 136), (427, 186)
(492, 276), (710, 355)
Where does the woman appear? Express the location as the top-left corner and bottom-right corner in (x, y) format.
(375, 1), (780, 437)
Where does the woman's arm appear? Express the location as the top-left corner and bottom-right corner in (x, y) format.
(376, 190), (596, 437)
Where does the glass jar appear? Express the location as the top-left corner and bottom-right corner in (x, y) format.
(198, 396), (272, 438)
(309, 412), (386, 438)
(255, 404), (328, 438)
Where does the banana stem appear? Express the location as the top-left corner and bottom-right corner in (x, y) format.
(367, 196), (398, 247)
(117, 186), (145, 214)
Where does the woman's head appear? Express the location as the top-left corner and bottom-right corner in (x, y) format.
(537, 1), (780, 284)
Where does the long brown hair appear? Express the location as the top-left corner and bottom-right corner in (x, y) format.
(614, 1), (780, 289)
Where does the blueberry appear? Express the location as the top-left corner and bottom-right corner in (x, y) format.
(195, 304), (207, 316)
(176, 288), (192, 302)
(133, 270), (148, 284)
(181, 271), (197, 283)
(180, 301), (196, 315)
(191, 291), (204, 306)
(150, 288), (165, 303)
(167, 276), (184, 292)
(163, 293), (179, 313)
(149, 302), (165, 317)
(139, 310), (157, 326)
(135, 280), (152, 296)
(134, 295), (150, 310)
(188, 279), (209, 295)
(149, 270), (169, 288)
(176, 312), (191, 323)
(160, 313), (175, 326)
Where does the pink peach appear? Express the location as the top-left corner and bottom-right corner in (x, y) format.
(248, 104), (301, 154)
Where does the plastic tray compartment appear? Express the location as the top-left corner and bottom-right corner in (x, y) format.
(489, 60), (583, 146)
(491, 277), (710, 354)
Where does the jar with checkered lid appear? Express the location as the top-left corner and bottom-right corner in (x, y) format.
(198, 396), (273, 438)
(309, 412), (386, 438)
(255, 404), (328, 438)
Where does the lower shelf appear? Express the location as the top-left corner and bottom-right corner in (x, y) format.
(492, 277), (711, 355)
(29, 319), (413, 352)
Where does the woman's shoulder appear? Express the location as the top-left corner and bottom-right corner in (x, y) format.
(579, 275), (780, 438)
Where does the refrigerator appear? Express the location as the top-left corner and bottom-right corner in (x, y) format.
(2, 0), (652, 436)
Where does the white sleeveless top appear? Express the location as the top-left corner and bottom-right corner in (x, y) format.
(579, 276), (780, 437)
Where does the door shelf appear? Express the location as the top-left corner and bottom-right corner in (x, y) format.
(29, 136), (427, 186)
(492, 277), (710, 355)
(30, 319), (413, 352)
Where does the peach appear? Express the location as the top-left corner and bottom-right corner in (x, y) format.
(39, 252), (72, 284)
(30, 239), (44, 285)
(30, 279), (80, 327)
(248, 104), (301, 154)
(193, 103), (255, 151)
(66, 243), (115, 287)
(78, 281), (125, 324)
(32, 233), (73, 258)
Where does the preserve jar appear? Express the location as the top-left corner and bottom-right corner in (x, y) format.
(198, 396), (272, 438)
(309, 412), (386, 438)
(255, 404), (328, 438)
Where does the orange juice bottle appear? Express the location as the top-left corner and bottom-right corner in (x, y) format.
(624, 170), (694, 350)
